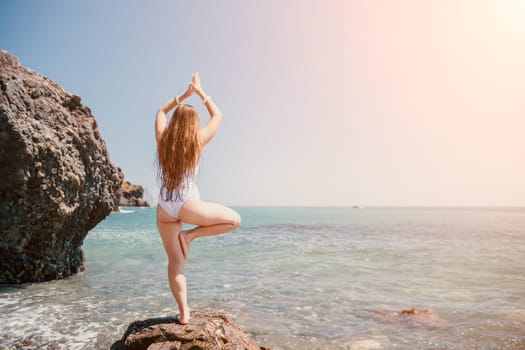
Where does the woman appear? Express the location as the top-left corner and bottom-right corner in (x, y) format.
(155, 72), (241, 324)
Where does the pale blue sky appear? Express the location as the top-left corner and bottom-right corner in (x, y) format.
(2, 1), (524, 206)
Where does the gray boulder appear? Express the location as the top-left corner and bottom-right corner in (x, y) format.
(0, 49), (123, 283)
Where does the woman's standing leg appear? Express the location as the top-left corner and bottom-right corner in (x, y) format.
(156, 205), (190, 324)
(178, 199), (241, 258)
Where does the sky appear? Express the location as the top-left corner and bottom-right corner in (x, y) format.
(1, 0), (524, 206)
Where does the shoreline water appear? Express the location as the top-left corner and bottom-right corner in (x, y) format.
(1, 206), (524, 349)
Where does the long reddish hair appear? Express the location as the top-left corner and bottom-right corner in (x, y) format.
(157, 104), (201, 201)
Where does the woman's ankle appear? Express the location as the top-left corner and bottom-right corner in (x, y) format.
(178, 306), (191, 323)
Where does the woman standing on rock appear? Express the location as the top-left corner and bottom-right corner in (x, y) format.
(155, 72), (241, 324)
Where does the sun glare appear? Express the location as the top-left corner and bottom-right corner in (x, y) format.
(500, 0), (525, 32)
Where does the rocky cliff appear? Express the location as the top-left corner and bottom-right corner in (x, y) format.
(0, 49), (123, 283)
(111, 311), (268, 350)
(118, 181), (150, 207)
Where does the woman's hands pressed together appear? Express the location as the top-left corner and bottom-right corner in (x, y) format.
(177, 72), (206, 103)
(190, 72), (206, 99)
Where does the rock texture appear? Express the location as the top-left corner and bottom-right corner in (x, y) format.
(111, 311), (268, 350)
(118, 180), (150, 207)
(0, 49), (123, 283)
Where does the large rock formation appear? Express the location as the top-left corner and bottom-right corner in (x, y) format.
(111, 311), (268, 350)
(0, 49), (123, 283)
(118, 180), (150, 207)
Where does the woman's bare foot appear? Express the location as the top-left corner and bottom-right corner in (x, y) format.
(178, 231), (190, 259)
(177, 309), (191, 325)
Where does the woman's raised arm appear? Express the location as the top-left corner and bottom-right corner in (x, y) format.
(155, 83), (193, 144)
(191, 72), (222, 146)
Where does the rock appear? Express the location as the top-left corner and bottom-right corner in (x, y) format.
(118, 180), (150, 207)
(110, 311), (269, 350)
(0, 49), (123, 283)
(346, 339), (383, 350)
(362, 307), (446, 330)
(343, 335), (390, 350)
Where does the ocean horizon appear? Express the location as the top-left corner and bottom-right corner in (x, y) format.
(1, 206), (524, 349)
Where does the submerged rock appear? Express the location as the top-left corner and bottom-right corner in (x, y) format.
(362, 307), (446, 330)
(345, 338), (387, 350)
(118, 180), (150, 207)
(0, 49), (122, 283)
(111, 311), (269, 350)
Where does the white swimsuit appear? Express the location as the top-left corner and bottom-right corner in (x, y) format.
(158, 165), (200, 218)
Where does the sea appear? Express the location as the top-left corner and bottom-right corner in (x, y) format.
(1, 206), (524, 349)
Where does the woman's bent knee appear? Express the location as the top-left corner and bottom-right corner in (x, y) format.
(230, 211), (241, 229)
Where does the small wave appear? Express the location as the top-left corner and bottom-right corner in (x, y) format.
(117, 207), (136, 214)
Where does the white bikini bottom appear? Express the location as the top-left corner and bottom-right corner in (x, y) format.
(158, 185), (200, 218)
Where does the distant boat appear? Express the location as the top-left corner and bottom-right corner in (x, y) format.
(118, 207), (135, 214)
(352, 205), (362, 209)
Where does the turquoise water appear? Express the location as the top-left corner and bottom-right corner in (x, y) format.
(1, 207), (525, 349)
